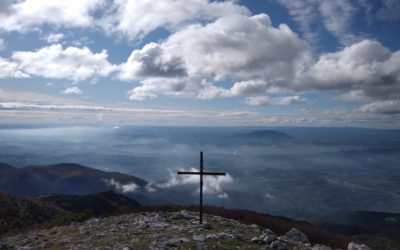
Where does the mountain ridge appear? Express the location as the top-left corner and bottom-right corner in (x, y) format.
(0, 163), (147, 196)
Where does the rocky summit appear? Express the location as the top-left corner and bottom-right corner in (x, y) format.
(0, 210), (369, 250)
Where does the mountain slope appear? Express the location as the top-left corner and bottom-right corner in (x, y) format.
(37, 191), (140, 216)
(0, 191), (140, 236)
(0, 163), (15, 172)
(0, 163), (147, 196)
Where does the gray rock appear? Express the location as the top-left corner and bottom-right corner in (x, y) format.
(283, 227), (309, 244)
(193, 234), (206, 241)
(312, 244), (332, 250)
(206, 232), (236, 241)
(348, 242), (371, 250)
(270, 240), (289, 250)
(260, 229), (277, 244)
(250, 236), (260, 243)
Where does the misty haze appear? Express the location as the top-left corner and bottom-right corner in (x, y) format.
(1, 125), (399, 220)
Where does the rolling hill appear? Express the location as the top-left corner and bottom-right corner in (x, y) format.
(0, 163), (147, 196)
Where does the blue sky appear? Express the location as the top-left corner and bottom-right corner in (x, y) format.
(0, 0), (399, 127)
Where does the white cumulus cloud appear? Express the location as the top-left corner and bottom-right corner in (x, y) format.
(0, 57), (29, 78)
(99, 0), (249, 40)
(11, 44), (117, 82)
(45, 33), (65, 43)
(300, 40), (400, 100)
(0, 0), (105, 32)
(63, 86), (82, 95)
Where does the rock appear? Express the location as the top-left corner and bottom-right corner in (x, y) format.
(348, 242), (371, 250)
(270, 240), (289, 250)
(250, 236), (260, 243)
(283, 227), (309, 244)
(193, 234), (206, 241)
(260, 229), (277, 244)
(174, 210), (197, 220)
(249, 224), (261, 233)
(206, 232), (236, 240)
(312, 244), (332, 250)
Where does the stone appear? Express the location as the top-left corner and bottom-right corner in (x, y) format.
(193, 234), (206, 241)
(348, 242), (371, 250)
(206, 232), (236, 241)
(312, 244), (332, 250)
(283, 228), (309, 244)
(250, 236), (260, 243)
(270, 240), (289, 250)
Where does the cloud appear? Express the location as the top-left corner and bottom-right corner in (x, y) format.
(359, 100), (400, 114)
(99, 0), (249, 40)
(300, 40), (400, 100)
(276, 0), (358, 45)
(119, 42), (187, 80)
(0, 39), (5, 51)
(163, 14), (310, 80)
(104, 178), (138, 193)
(45, 33), (65, 43)
(12, 44), (117, 82)
(228, 80), (271, 96)
(274, 96), (305, 105)
(377, 0), (400, 21)
(0, 57), (29, 78)
(245, 95), (305, 106)
(123, 13), (311, 99)
(127, 78), (226, 101)
(0, 0), (105, 32)
(151, 168), (233, 198)
(63, 86), (82, 95)
(245, 96), (270, 106)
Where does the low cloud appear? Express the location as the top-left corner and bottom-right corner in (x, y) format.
(104, 178), (138, 193)
(359, 100), (400, 114)
(245, 96), (305, 106)
(148, 168), (233, 199)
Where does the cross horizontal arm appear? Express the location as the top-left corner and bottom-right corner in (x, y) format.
(177, 171), (226, 176)
(203, 172), (226, 176)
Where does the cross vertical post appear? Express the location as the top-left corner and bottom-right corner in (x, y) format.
(177, 151), (226, 224)
(199, 151), (203, 224)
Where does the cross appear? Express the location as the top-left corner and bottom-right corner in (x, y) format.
(177, 151), (226, 224)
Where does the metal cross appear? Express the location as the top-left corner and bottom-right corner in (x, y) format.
(177, 151), (226, 224)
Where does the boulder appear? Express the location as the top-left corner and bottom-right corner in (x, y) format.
(312, 244), (332, 250)
(283, 228), (309, 244)
(348, 242), (370, 250)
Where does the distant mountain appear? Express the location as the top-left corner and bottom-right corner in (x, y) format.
(0, 163), (147, 196)
(246, 130), (294, 139)
(0, 191), (140, 235)
(0, 163), (15, 172)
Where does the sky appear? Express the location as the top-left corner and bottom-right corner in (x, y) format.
(0, 0), (399, 128)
